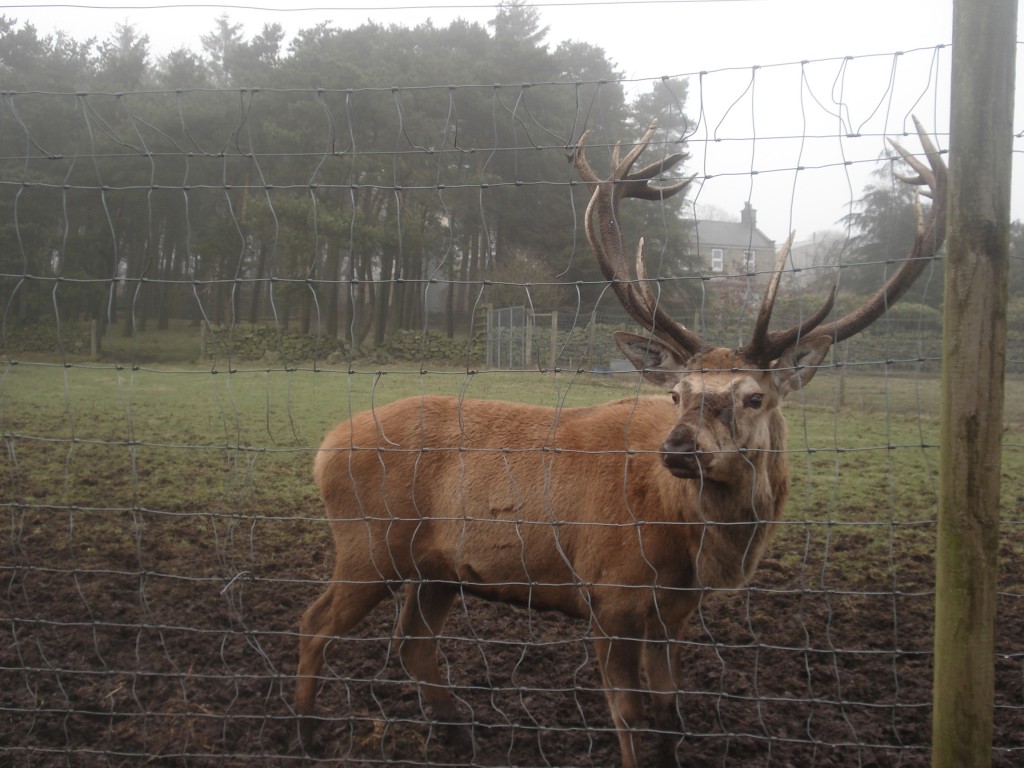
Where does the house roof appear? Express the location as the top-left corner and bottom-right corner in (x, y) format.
(693, 219), (775, 250)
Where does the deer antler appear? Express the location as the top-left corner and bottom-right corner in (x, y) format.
(808, 117), (947, 346)
(741, 233), (839, 365)
(573, 125), (702, 357)
(577, 119), (945, 369)
(740, 116), (947, 365)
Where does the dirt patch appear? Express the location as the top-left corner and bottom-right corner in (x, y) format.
(3, 509), (1022, 767)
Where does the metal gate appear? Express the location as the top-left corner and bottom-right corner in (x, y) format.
(485, 306), (528, 368)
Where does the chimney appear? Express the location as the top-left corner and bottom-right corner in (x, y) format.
(741, 201), (757, 228)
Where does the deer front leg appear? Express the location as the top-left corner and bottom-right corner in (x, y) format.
(593, 633), (645, 768)
(641, 638), (684, 768)
(640, 595), (698, 767)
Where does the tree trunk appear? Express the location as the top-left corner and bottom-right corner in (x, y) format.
(324, 243), (340, 338)
(249, 242), (268, 324)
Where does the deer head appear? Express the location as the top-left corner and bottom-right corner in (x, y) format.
(574, 119), (946, 481)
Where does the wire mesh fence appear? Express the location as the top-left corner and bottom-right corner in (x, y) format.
(2, 9), (1023, 767)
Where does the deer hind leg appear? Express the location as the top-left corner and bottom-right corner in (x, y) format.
(396, 581), (470, 749)
(593, 634), (645, 768)
(295, 571), (391, 749)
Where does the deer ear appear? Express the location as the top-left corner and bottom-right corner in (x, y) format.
(770, 335), (832, 396)
(614, 331), (689, 387)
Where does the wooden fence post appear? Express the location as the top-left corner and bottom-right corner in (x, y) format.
(525, 311), (533, 369)
(90, 319), (100, 358)
(933, 2), (1017, 766)
(549, 310), (558, 371)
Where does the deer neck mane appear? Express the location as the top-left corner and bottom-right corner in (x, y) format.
(670, 417), (789, 589)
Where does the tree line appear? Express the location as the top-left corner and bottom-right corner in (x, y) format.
(1, 3), (701, 349)
(2, 3), (1017, 354)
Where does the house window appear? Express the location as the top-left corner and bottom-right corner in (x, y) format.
(711, 248), (724, 273)
(742, 250), (756, 274)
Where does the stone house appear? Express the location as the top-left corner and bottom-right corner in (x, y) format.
(691, 202), (775, 280)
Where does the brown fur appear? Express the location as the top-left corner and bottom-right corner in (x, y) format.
(295, 345), (822, 768)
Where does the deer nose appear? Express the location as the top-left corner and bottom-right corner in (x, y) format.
(661, 427), (701, 478)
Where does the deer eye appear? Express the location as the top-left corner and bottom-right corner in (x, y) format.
(670, 391), (680, 406)
(744, 393), (764, 409)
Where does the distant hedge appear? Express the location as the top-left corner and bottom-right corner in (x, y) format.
(2, 321), (91, 355)
(202, 325), (486, 367)
(3, 310), (1020, 375)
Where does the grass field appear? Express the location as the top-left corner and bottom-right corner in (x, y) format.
(3, 358), (1020, 523)
(2, 358), (1022, 765)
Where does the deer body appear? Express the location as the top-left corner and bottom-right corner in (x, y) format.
(295, 122), (946, 767)
(313, 388), (787, 601)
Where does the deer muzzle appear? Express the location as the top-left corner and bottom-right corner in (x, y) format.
(661, 426), (703, 479)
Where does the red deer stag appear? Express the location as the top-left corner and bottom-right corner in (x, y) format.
(295, 119), (946, 767)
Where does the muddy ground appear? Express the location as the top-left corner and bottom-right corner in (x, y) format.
(3, 508), (1023, 767)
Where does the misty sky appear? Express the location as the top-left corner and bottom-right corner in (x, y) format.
(6, 1), (1023, 240)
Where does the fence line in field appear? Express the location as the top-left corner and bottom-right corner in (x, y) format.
(1, 14), (1022, 767)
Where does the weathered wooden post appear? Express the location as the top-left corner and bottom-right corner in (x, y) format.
(933, 2), (1016, 766)
(525, 311), (533, 369)
(90, 319), (100, 358)
(549, 310), (558, 371)
(588, 316), (597, 372)
(485, 305), (493, 368)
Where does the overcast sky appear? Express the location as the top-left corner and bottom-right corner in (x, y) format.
(5, 1), (1023, 241)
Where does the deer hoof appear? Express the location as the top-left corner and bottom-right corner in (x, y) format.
(440, 722), (474, 752)
(295, 714), (324, 755)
